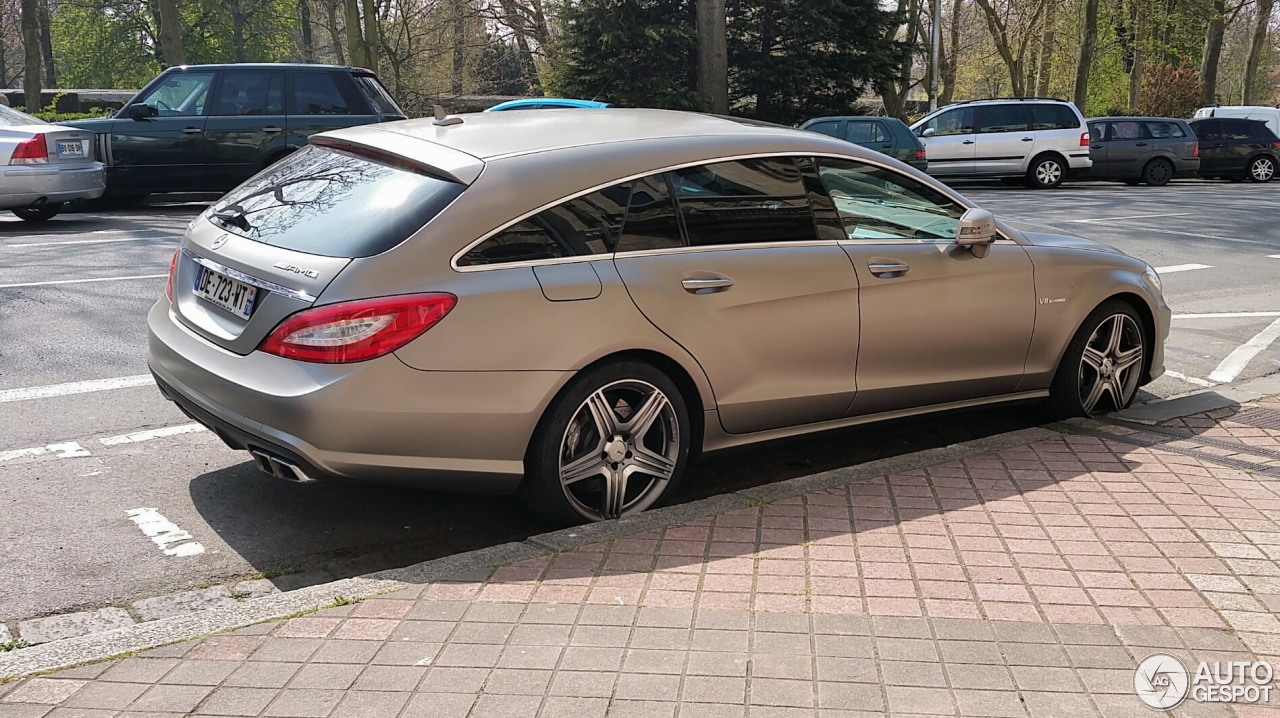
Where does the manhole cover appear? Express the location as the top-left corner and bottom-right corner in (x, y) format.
(1228, 408), (1280, 430)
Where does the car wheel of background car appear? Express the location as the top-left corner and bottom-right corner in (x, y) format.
(1249, 156), (1275, 183)
(1142, 158), (1173, 187)
(1047, 300), (1147, 418)
(12, 202), (63, 222)
(1025, 155), (1065, 189)
(519, 360), (691, 526)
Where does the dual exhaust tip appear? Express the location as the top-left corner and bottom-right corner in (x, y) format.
(250, 449), (318, 483)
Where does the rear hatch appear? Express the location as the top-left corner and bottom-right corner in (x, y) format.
(172, 140), (466, 353)
(0, 124), (97, 167)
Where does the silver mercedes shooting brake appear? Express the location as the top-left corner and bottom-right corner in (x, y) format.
(148, 109), (1170, 525)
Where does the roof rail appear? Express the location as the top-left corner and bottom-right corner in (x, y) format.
(951, 96), (1069, 105)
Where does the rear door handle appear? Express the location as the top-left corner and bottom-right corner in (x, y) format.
(182, 127), (202, 134)
(962, 140), (975, 145)
(263, 126), (283, 134)
(1136, 141), (1148, 146)
(868, 262), (910, 277)
(1021, 137), (1034, 142)
(681, 277), (734, 293)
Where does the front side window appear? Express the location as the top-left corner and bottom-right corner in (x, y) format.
(1108, 121), (1147, 140)
(1145, 121), (1186, 139)
(977, 105), (1030, 134)
(291, 72), (350, 115)
(669, 157), (816, 246)
(459, 185), (631, 266)
(920, 107), (973, 136)
(845, 121), (887, 144)
(1192, 121), (1221, 140)
(137, 72), (214, 117)
(1030, 104), (1081, 130)
(816, 157), (965, 242)
(212, 72), (283, 116)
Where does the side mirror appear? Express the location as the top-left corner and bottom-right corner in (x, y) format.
(921, 127), (936, 138)
(955, 208), (996, 258)
(126, 104), (157, 120)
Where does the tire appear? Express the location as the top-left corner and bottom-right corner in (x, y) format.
(1142, 158), (1173, 187)
(1025, 155), (1065, 189)
(1249, 155), (1275, 183)
(518, 360), (691, 526)
(12, 202), (62, 222)
(1046, 300), (1148, 418)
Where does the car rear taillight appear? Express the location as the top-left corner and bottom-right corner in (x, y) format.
(915, 149), (926, 160)
(165, 250), (179, 301)
(259, 293), (457, 364)
(1194, 142), (1200, 157)
(1273, 141), (1280, 151)
(10, 136), (48, 165)
(1080, 132), (1090, 147)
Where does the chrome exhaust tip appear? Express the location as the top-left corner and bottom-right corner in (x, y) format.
(249, 449), (318, 483)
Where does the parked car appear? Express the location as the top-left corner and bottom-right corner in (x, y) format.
(1082, 117), (1199, 186)
(909, 98), (1092, 188)
(65, 63), (405, 202)
(486, 98), (611, 111)
(149, 109), (1168, 525)
(1193, 105), (1280, 136)
(0, 104), (104, 221)
(1188, 117), (1279, 182)
(799, 116), (928, 171)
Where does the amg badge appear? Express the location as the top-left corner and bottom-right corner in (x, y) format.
(273, 262), (320, 279)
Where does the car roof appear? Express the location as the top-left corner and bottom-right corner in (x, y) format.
(1088, 117), (1189, 122)
(805, 116), (905, 123)
(163, 63), (366, 73)
(486, 98), (610, 111)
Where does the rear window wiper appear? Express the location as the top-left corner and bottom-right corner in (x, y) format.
(211, 206), (252, 232)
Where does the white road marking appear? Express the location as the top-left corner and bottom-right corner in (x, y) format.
(126, 508), (205, 557)
(9, 234), (175, 248)
(1106, 224), (1278, 247)
(1066, 212), (1195, 223)
(0, 273), (166, 289)
(1155, 263), (1212, 274)
(0, 446), (47, 462)
(1173, 311), (1280, 320)
(101, 423), (206, 446)
(0, 442), (91, 462)
(0, 375), (153, 404)
(1269, 254), (1280, 259)
(1208, 317), (1280, 383)
(1163, 370), (1216, 388)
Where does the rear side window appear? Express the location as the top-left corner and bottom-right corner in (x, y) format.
(805, 121), (840, 138)
(1088, 123), (1104, 141)
(1145, 121), (1186, 139)
(291, 72), (350, 115)
(845, 121), (887, 144)
(1222, 121), (1256, 140)
(1108, 121), (1147, 140)
(208, 145), (464, 258)
(459, 185), (631, 266)
(352, 75), (404, 116)
(669, 158), (816, 246)
(616, 174), (684, 253)
(977, 105), (1030, 133)
(213, 72), (283, 116)
(1030, 104), (1080, 130)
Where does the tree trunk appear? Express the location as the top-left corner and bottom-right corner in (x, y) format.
(1127, 5), (1143, 109)
(37, 0), (53, 87)
(157, 0), (185, 66)
(324, 0), (345, 64)
(940, 0), (962, 104)
(1199, 0), (1225, 105)
(230, 0), (247, 63)
(1036, 0), (1055, 96)
(974, 0), (1026, 96)
(1073, 0), (1098, 108)
(361, 0), (378, 72)
(20, 0), (40, 113)
(300, 0), (315, 62)
(756, 3), (774, 120)
(451, 0), (466, 94)
(695, 0), (728, 114)
(1243, 0), (1274, 104)
(344, 0), (365, 67)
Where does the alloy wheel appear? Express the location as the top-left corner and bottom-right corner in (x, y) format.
(558, 379), (680, 521)
(1034, 160), (1062, 187)
(1078, 314), (1144, 415)
(1251, 157), (1275, 182)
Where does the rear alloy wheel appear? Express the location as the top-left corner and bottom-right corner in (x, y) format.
(1048, 301), (1147, 418)
(1143, 158), (1173, 186)
(12, 202), (62, 222)
(1249, 156), (1275, 183)
(520, 362), (690, 525)
(1026, 156), (1065, 189)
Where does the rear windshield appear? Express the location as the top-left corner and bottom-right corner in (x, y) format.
(0, 104), (45, 127)
(352, 75), (404, 117)
(208, 145), (463, 258)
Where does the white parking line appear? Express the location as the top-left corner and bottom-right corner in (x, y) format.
(1107, 224), (1278, 247)
(0, 375), (153, 403)
(8, 234), (176, 248)
(0, 442), (91, 462)
(126, 508), (205, 557)
(1173, 311), (1280, 320)
(1269, 254), (1280, 259)
(101, 423), (206, 446)
(1163, 370), (1216, 388)
(0, 274), (167, 289)
(1066, 212), (1195, 223)
(1155, 264), (1212, 274)
(1208, 317), (1280, 383)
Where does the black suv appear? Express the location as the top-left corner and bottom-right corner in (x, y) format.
(1188, 117), (1279, 182)
(67, 64), (406, 199)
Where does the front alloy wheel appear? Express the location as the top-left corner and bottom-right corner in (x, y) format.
(1250, 156), (1275, 183)
(1048, 302), (1147, 418)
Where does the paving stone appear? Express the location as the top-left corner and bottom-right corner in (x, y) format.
(331, 690), (410, 717)
(99, 658), (179, 683)
(937, 640), (1003, 665)
(953, 689), (1027, 718)
(0, 625), (10, 644)
(549, 671), (617, 698)
(17, 608), (134, 645)
(944, 663), (1015, 691)
(262, 688), (343, 717)
(539, 696), (610, 718)
(192, 687), (278, 716)
(231, 579), (280, 599)
(606, 700), (676, 718)
(751, 653), (812, 680)
(681, 675), (746, 703)
(128, 684), (214, 712)
(884, 686), (954, 714)
(401, 692), (475, 718)
(132, 587), (239, 622)
(815, 656), (879, 684)
(1001, 642), (1069, 667)
(748, 678), (814, 708)
(817, 682), (884, 711)
(1, 679), (87, 705)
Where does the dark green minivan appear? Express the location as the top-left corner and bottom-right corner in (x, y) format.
(800, 116), (929, 172)
(66, 63), (406, 200)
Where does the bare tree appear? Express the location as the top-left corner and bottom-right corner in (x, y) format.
(1035, 0), (1055, 95)
(1200, 0), (1227, 103)
(1242, 0), (1274, 103)
(696, 0), (727, 113)
(157, 0), (186, 65)
(20, 0), (39, 112)
(361, 0), (378, 71)
(1073, 0), (1099, 107)
(940, 0), (964, 104)
(36, 0), (51, 86)
(323, 0), (345, 64)
(300, 0), (315, 61)
(973, 0), (1047, 96)
(344, 0), (365, 66)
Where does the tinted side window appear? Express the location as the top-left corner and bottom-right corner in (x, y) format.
(1191, 120), (1221, 140)
(212, 72), (283, 116)
(816, 158), (965, 242)
(616, 174), (684, 253)
(1088, 123), (1104, 141)
(1108, 121), (1147, 140)
(1222, 121), (1256, 140)
(1145, 121), (1186, 139)
(806, 121), (841, 138)
(845, 121), (886, 144)
(922, 107), (973, 136)
(977, 105), (1030, 133)
(670, 158), (816, 246)
(353, 75), (403, 116)
(1030, 104), (1080, 130)
(459, 185), (631, 266)
(291, 72), (350, 115)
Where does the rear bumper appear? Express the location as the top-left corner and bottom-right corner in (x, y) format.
(147, 299), (568, 494)
(0, 164), (105, 208)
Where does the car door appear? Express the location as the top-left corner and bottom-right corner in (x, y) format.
(1221, 120), (1259, 172)
(972, 104), (1033, 174)
(285, 70), (375, 149)
(203, 69), (285, 191)
(1102, 120), (1151, 177)
(844, 120), (893, 157)
(613, 158), (861, 435)
(1193, 120), (1227, 172)
(108, 70), (214, 192)
(915, 107), (975, 175)
(1086, 121), (1109, 173)
(813, 157), (1036, 415)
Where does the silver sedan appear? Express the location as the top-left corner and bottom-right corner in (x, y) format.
(0, 105), (104, 221)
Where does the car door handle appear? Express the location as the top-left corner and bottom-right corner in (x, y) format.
(681, 277), (734, 293)
(868, 262), (910, 277)
(182, 127), (202, 134)
(881, 143), (892, 148)
(1091, 144), (1104, 149)
(962, 140), (975, 145)
(1136, 141), (1148, 146)
(1021, 137), (1034, 142)
(263, 126), (283, 134)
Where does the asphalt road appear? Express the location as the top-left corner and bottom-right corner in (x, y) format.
(1, 179), (1277, 625)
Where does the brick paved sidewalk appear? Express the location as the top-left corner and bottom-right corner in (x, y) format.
(6, 401), (1280, 717)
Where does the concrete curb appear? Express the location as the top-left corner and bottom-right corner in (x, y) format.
(1116, 372), (1280, 424)
(0, 425), (1062, 681)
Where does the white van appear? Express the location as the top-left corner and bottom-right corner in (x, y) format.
(1193, 106), (1280, 135)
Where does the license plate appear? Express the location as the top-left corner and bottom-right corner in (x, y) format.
(194, 266), (257, 319)
(56, 140), (85, 157)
